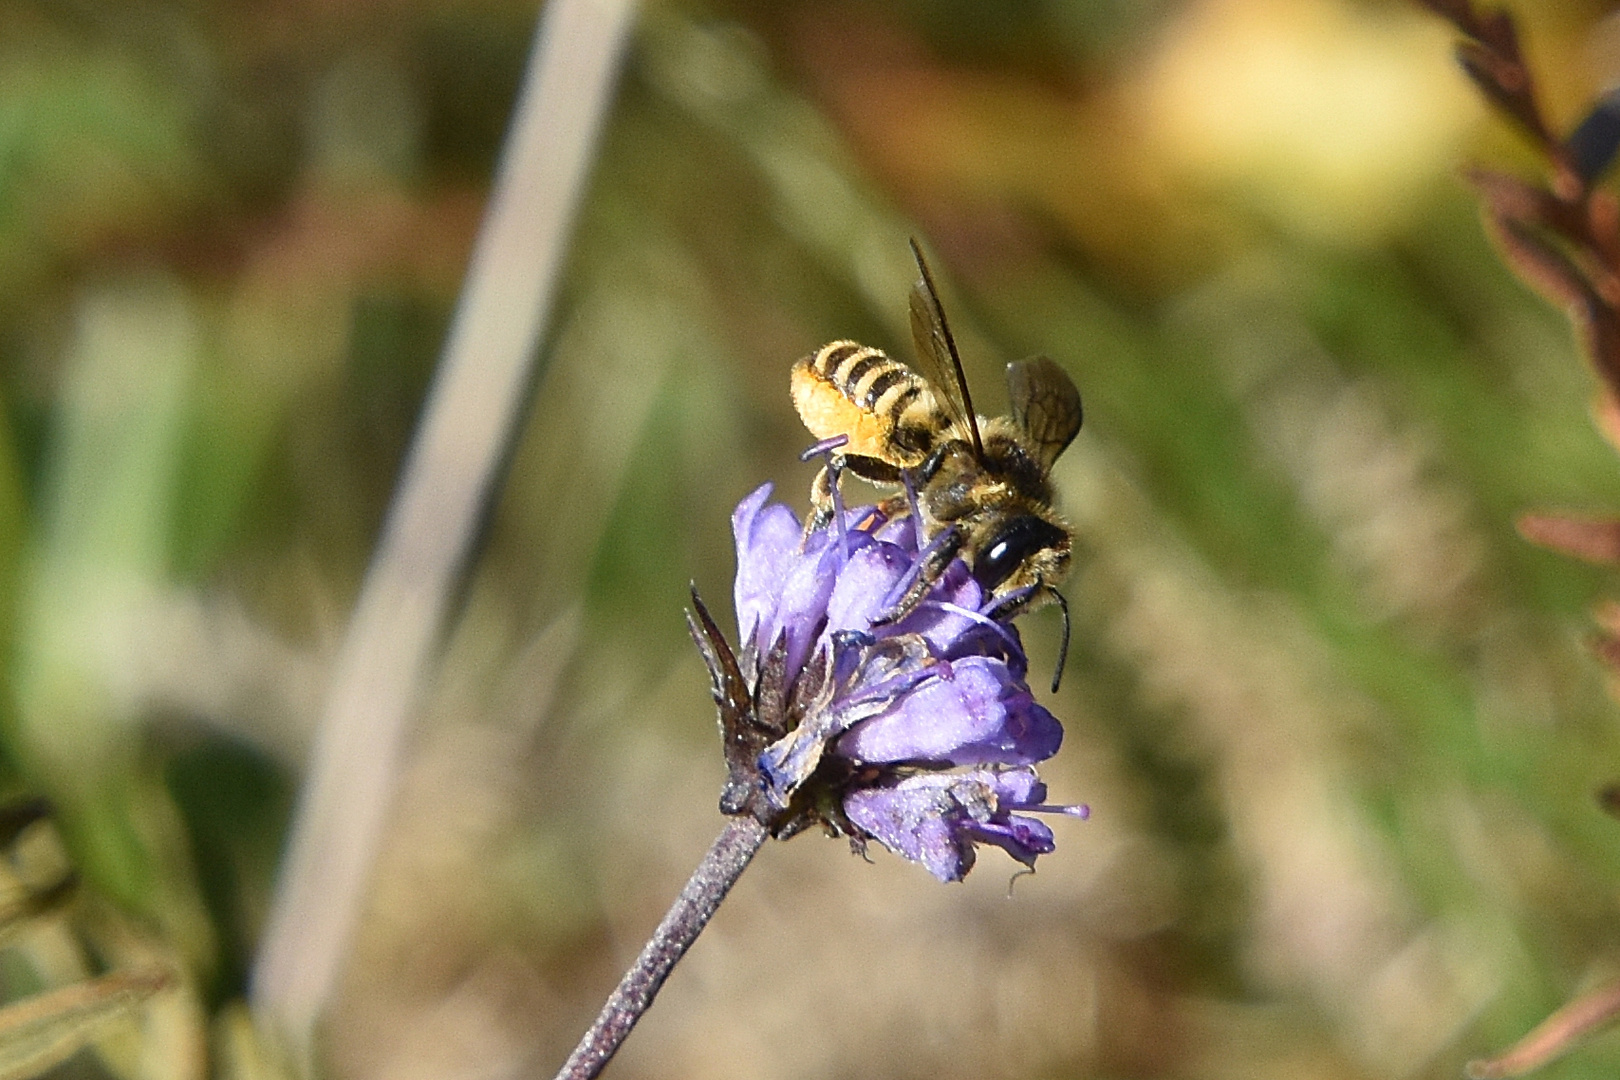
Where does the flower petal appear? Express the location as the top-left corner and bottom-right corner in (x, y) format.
(890, 560), (987, 657)
(844, 767), (1062, 881)
(824, 541), (911, 635)
(844, 777), (975, 882)
(872, 512), (917, 552)
(764, 541), (841, 683)
(965, 814), (1056, 868)
(836, 657), (1062, 767)
(731, 484), (803, 646)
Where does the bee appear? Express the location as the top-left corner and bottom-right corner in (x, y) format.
(790, 239), (1083, 689)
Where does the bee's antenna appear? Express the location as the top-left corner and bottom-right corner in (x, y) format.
(1049, 587), (1070, 694)
(909, 238), (983, 460)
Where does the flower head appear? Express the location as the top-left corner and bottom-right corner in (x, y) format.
(689, 482), (1086, 882)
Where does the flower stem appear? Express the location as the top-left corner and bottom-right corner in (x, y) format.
(553, 815), (769, 1080)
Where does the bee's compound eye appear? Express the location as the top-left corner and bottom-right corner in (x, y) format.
(973, 516), (1066, 592)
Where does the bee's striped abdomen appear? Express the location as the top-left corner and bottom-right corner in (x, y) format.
(791, 340), (943, 466)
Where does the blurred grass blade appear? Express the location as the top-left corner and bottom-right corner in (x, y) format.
(10, 277), (216, 970)
(212, 1003), (297, 1080)
(1467, 981), (1620, 1078)
(250, 0), (639, 1064)
(0, 969), (170, 1080)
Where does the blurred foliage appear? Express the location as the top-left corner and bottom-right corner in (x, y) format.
(7, 0), (1620, 1078)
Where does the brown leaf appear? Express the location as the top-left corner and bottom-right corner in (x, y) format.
(1585, 302), (1620, 406)
(1588, 190), (1620, 268)
(0, 969), (171, 1080)
(1466, 170), (1584, 244)
(1591, 392), (1620, 456)
(1424, 1), (1559, 154)
(1484, 214), (1592, 313)
(1483, 215), (1620, 395)
(1476, 7), (1522, 64)
(1516, 513), (1620, 563)
(1457, 41), (1550, 146)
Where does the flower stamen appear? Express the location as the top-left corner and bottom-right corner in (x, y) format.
(916, 599), (1025, 659)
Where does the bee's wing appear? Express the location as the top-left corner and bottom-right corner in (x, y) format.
(908, 239), (983, 457)
(1007, 356), (1082, 469)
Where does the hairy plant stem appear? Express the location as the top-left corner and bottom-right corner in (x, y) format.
(554, 815), (769, 1080)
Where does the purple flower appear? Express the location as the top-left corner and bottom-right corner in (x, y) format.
(844, 767), (1062, 882)
(691, 482), (1086, 883)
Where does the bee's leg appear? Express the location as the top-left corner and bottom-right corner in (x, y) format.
(872, 524), (963, 625)
(806, 456), (854, 559)
(872, 492), (911, 523)
(806, 463), (836, 534)
(984, 581), (1071, 693)
(916, 444), (953, 484)
(802, 435), (851, 537)
(982, 582), (1038, 621)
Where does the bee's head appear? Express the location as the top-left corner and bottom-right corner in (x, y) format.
(971, 512), (1071, 597)
(970, 509), (1075, 693)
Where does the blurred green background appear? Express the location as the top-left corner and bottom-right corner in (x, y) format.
(7, 0), (1620, 1077)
